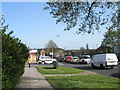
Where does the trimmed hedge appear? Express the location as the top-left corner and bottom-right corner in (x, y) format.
(2, 26), (29, 88)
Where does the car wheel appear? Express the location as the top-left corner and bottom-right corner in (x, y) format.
(110, 66), (114, 69)
(87, 61), (90, 64)
(100, 64), (104, 68)
(42, 61), (45, 65)
(91, 63), (95, 67)
(70, 62), (73, 64)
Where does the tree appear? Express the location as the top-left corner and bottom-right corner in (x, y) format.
(80, 47), (86, 55)
(46, 40), (58, 49)
(101, 4), (120, 53)
(86, 43), (90, 54)
(86, 43), (89, 50)
(44, 1), (119, 34)
(107, 5), (120, 43)
(46, 40), (58, 57)
(102, 30), (119, 47)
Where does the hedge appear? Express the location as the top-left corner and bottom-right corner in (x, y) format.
(2, 26), (29, 88)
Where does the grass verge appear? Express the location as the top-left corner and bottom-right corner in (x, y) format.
(36, 66), (84, 74)
(46, 74), (119, 88)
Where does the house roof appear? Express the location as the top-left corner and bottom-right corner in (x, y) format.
(96, 46), (107, 51)
(113, 43), (120, 46)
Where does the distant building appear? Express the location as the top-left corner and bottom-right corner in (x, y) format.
(64, 50), (72, 56)
(89, 49), (96, 56)
(96, 45), (113, 54)
(56, 50), (65, 57)
(96, 46), (106, 54)
(40, 49), (45, 56)
(28, 49), (38, 63)
(28, 49), (47, 63)
(113, 43), (120, 61)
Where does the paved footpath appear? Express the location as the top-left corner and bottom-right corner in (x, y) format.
(15, 64), (97, 89)
(15, 65), (54, 89)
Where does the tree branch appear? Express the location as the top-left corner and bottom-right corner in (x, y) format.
(86, 2), (96, 20)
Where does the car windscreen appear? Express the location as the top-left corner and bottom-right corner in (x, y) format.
(74, 58), (78, 59)
(40, 56), (50, 59)
(82, 57), (90, 59)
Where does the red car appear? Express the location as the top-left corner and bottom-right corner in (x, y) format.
(55, 57), (61, 60)
(65, 56), (73, 62)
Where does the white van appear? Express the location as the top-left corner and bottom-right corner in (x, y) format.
(91, 53), (118, 68)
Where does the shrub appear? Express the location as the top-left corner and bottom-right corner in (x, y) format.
(1, 26), (28, 88)
(53, 61), (59, 69)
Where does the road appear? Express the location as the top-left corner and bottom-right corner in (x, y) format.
(59, 62), (120, 78)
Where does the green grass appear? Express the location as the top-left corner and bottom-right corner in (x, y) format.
(46, 74), (119, 88)
(36, 66), (84, 74)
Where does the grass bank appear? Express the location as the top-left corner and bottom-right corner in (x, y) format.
(46, 74), (119, 88)
(36, 66), (84, 74)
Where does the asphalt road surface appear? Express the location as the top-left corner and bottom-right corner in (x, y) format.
(59, 62), (120, 78)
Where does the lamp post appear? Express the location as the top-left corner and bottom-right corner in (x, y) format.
(52, 47), (54, 58)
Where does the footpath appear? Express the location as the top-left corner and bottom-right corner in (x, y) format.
(15, 64), (54, 89)
(15, 64), (97, 89)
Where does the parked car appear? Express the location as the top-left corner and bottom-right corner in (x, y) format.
(79, 55), (91, 64)
(70, 56), (79, 64)
(55, 57), (65, 62)
(65, 56), (73, 62)
(91, 53), (118, 68)
(60, 57), (65, 62)
(38, 56), (57, 64)
(55, 57), (61, 61)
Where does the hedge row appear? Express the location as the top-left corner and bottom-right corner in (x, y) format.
(2, 26), (29, 88)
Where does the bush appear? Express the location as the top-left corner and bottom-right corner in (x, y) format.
(1, 26), (28, 88)
(53, 61), (59, 69)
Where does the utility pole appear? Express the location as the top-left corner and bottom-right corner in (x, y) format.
(52, 47), (54, 58)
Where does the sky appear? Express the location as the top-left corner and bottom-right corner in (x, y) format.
(2, 2), (109, 50)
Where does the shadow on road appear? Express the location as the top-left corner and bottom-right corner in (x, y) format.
(110, 73), (120, 78)
(73, 66), (112, 71)
(74, 66), (120, 78)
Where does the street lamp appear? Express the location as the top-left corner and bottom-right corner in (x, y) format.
(50, 47), (54, 58)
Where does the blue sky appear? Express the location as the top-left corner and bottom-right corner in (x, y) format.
(2, 2), (108, 49)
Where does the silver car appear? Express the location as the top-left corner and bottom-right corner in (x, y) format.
(70, 57), (79, 64)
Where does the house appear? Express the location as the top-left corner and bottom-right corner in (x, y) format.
(28, 49), (38, 63)
(96, 45), (113, 54)
(40, 49), (45, 56)
(56, 50), (65, 57)
(113, 43), (120, 61)
(64, 50), (72, 56)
